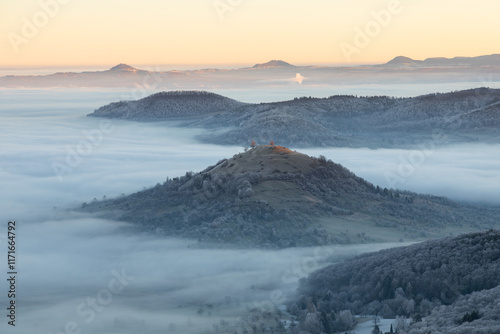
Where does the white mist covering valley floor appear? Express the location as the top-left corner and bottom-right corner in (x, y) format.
(0, 89), (499, 333)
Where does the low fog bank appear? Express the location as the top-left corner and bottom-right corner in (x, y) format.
(303, 144), (500, 205)
(212, 81), (500, 103)
(0, 89), (242, 222)
(0, 215), (402, 334)
(4, 79), (500, 105)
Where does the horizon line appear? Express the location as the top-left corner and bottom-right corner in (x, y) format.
(2, 52), (500, 71)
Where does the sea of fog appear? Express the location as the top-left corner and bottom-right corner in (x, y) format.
(0, 88), (499, 334)
(214, 81), (500, 103)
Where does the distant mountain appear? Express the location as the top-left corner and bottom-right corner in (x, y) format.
(89, 88), (500, 148)
(252, 60), (295, 69)
(1, 54), (500, 88)
(91, 90), (247, 120)
(291, 229), (500, 333)
(81, 146), (500, 248)
(424, 54), (500, 66)
(0, 63), (151, 88)
(385, 56), (421, 66)
(108, 63), (139, 72)
(385, 54), (500, 67)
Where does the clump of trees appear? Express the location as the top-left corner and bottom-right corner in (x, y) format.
(459, 310), (481, 324)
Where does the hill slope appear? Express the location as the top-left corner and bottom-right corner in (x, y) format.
(195, 88), (500, 147)
(290, 230), (500, 333)
(88, 88), (500, 148)
(90, 90), (247, 120)
(81, 146), (500, 248)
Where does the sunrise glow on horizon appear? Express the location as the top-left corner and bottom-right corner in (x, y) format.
(1, 0), (499, 68)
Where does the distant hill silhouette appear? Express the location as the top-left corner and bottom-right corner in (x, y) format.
(385, 54), (500, 67)
(1, 54), (499, 88)
(385, 56), (421, 66)
(252, 60), (295, 68)
(108, 63), (138, 72)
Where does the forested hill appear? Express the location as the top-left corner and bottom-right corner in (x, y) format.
(289, 229), (500, 333)
(90, 90), (247, 120)
(88, 88), (500, 148)
(80, 146), (500, 248)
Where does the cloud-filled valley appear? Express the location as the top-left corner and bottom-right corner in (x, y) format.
(0, 88), (499, 333)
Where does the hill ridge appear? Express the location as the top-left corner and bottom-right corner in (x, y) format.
(89, 87), (500, 148)
(90, 90), (247, 120)
(384, 54), (500, 67)
(81, 146), (500, 248)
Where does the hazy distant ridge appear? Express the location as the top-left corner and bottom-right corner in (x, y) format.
(2, 54), (500, 88)
(385, 54), (500, 67)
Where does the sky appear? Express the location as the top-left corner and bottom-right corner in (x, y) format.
(1, 0), (499, 68)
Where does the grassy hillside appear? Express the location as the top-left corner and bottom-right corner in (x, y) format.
(81, 146), (500, 248)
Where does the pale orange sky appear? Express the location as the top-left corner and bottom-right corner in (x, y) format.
(1, 0), (499, 67)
